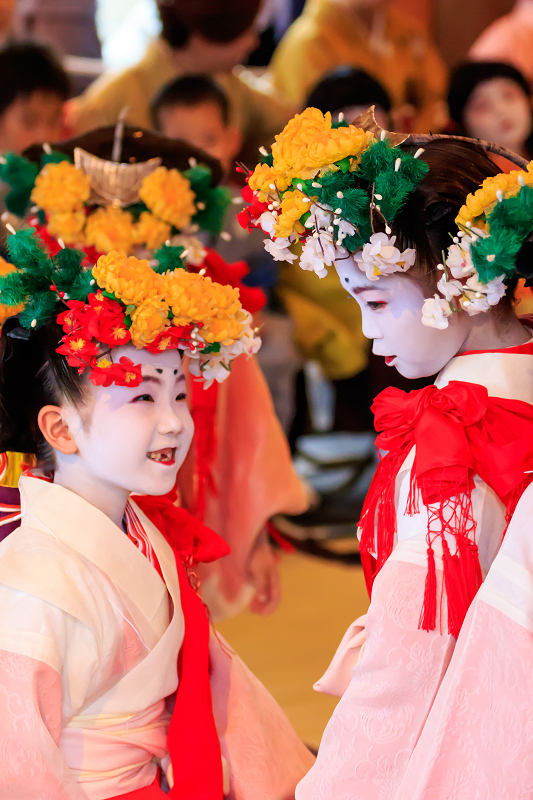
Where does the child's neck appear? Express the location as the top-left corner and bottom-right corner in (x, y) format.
(458, 309), (531, 354)
(53, 456), (129, 528)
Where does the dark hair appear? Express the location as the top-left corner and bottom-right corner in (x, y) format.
(0, 318), (84, 467)
(306, 66), (392, 117)
(390, 139), (518, 305)
(151, 74), (230, 129)
(157, 0), (261, 49)
(448, 60), (531, 128)
(0, 41), (70, 115)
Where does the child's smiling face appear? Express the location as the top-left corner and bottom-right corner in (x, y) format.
(60, 345), (194, 499)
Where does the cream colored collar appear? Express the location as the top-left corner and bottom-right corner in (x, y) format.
(18, 476), (179, 627)
(435, 339), (533, 405)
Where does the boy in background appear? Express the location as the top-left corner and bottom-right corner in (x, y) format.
(152, 73), (302, 434)
(152, 74), (241, 179)
(0, 41), (69, 153)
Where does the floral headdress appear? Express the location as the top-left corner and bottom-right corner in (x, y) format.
(241, 107), (533, 330)
(0, 125), (231, 261)
(0, 229), (260, 388)
(423, 167), (533, 328)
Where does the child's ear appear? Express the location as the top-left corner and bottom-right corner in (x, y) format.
(38, 406), (78, 455)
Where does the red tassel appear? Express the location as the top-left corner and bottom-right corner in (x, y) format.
(419, 544), (437, 632)
(358, 442), (412, 593)
(406, 466), (420, 516)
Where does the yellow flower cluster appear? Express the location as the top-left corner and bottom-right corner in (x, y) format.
(275, 189), (313, 238)
(272, 108), (373, 176)
(0, 256), (23, 325)
(130, 296), (169, 346)
(139, 167), (197, 229)
(249, 108), (374, 200)
(85, 207), (136, 254)
(31, 161), (91, 214)
(133, 211), (171, 250)
(93, 251), (159, 306)
(92, 251), (248, 350)
(160, 270), (245, 346)
(456, 164), (533, 229)
(31, 161), (198, 254)
(47, 210), (86, 245)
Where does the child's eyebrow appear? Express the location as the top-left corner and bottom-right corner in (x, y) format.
(351, 284), (381, 295)
(141, 373), (186, 383)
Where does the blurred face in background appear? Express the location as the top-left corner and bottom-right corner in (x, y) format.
(0, 90), (64, 153)
(463, 77), (532, 155)
(182, 26), (259, 73)
(158, 101), (241, 176)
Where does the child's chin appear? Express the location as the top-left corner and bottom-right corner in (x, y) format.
(135, 471), (179, 497)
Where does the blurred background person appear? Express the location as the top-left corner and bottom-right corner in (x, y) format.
(68, 0), (292, 166)
(469, 0), (533, 86)
(14, 0), (100, 94)
(152, 74), (241, 177)
(447, 60), (533, 162)
(305, 64), (392, 128)
(0, 41), (70, 153)
(267, 0), (448, 133)
(152, 73), (302, 433)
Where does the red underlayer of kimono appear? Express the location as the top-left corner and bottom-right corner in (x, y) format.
(133, 493), (229, 800)
(296, 336), (533, 800)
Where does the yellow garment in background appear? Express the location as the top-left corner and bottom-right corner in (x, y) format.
(68, 37), (293, 165)
(278, 261), (368, 380)
(267, 0), (447, 133)
(0, 452), (32, 488)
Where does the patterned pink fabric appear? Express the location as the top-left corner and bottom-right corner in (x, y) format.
(394, 602), (533, 799)
(0, 652), (85, 799)
(210, 632), (316, 800)
(296, 556), (456, 799)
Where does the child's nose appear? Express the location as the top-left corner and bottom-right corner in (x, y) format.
(362, 314), (382, 340)
(158, 409), (183, 436)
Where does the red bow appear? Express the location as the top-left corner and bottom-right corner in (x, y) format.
(134, 492), (229, 799)
(361, 380), (533, 637)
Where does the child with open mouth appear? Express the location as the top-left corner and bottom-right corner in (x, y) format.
(0, 232), (313, 798)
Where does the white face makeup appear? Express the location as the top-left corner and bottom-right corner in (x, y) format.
(463, 77), (532, 155)
(59, 345), (194, 501)
(335, 255), (470, 378)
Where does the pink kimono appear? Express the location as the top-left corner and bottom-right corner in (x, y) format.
(297, 341), (533, 799)
(0, 477), (314, 799)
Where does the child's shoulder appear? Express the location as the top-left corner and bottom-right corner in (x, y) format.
(0, 523), (115, 628)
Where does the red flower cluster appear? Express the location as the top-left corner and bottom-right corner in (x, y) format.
(56, 292), (142, 387)
(145, 324), (194, 354)
(58, 291), (130, 347)
(236, 180), (269, 233)
(90, 356), (142, 388)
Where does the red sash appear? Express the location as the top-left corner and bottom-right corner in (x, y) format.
(134, 492), (230, 799)
(360, 380), (533, 637)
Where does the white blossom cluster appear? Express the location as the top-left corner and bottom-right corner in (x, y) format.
(422, 231), (506, 330)
(188, 310), (261, 388)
